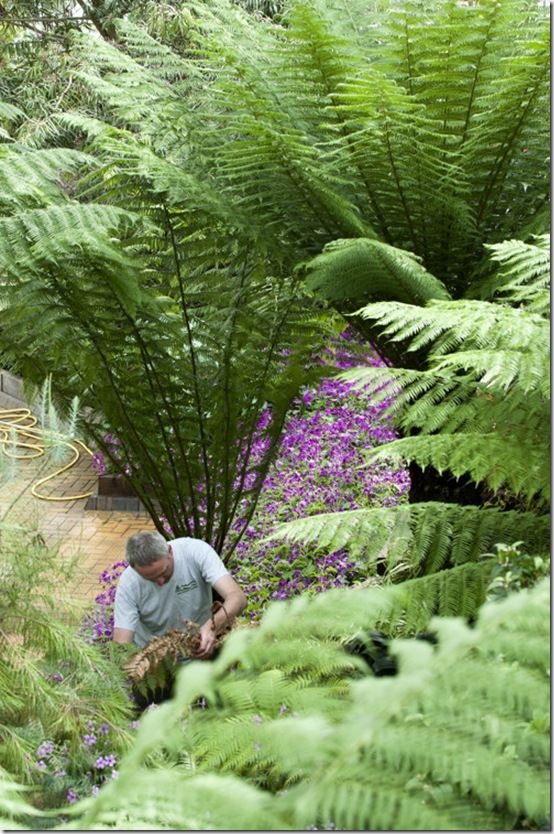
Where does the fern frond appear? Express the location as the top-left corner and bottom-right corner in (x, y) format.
(471, 235), (550, 316)
(356, 298), (548, 356)
(0, 202), (143, 273)
(0, 101), (26, 123)
(268, 502), (549, 577)
(387, 561), (493, 632)
(0, 148), (92, 212)
(304, 238), (451, 305)
(368, 433), (548, 505)
(74, 770), (288, 830)
(124, 624), (204, 683)
(431, 347), (549, 396)
(0, 767), (39, 830)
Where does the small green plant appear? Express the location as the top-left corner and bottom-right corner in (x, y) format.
(483, 541), (549, 602)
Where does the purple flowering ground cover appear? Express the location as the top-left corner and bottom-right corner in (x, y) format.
(28, 716), (129, 807)
(85, 332), (409, 637)
(228, 336), (410, 617)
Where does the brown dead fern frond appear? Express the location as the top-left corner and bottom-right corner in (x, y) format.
(124, 605), (254, 684)
(125, 621), (206, 683)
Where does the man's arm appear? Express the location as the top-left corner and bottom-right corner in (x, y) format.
(112, 571), (139, 645)
(113, 627), (135, 644)
(195, 574), (247, 659)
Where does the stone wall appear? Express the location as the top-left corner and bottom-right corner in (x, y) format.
(0, 369), (32, 411)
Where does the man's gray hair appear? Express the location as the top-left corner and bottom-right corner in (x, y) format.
(126, 531), (169, 568)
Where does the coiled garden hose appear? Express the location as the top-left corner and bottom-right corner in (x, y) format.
(0, 407), (94, 501)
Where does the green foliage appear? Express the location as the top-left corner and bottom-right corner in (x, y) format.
(0, 527), (132, 788)
(483, 541), (550, 603)
(61, 579), (549, 831)
(267, 502), (550, 577)
(304, 237), (452, 306)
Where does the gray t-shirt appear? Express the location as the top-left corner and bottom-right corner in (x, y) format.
(114, 537), (229, 648)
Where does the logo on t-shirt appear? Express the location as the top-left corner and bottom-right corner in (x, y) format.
(175, 580), (198, 595)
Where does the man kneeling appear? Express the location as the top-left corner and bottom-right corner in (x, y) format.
(113, 530), (247, 708)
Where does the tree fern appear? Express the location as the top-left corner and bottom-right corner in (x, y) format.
(29, 0), (547, 316)
(344, 289), (549, 507)
(0, 96), (332, 557)
(267, 267), (548, 623)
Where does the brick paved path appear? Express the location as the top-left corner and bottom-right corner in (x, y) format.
(0, 446), (154, 605)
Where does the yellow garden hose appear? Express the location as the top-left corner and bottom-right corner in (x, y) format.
(0, 407), (95, 501)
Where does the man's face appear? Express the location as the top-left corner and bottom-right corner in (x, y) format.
(135, 547), (174, 586)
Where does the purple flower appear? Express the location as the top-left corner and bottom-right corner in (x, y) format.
(91, 451), (107, 475)
(66, 789), (78, 804)
(95, 754), (117, 770)
(36, 741), (54, 759)
(82, 734), (97, 748)
(54, 769), (66, 778)
(36, 760), (47, 771)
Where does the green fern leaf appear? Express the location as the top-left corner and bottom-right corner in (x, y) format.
(305, 238), (451, 305)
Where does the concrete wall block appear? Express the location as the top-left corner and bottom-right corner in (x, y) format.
(1, 371), (24, 401)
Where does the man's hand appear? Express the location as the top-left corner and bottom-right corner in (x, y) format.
(190, 575), (246, 660)
(194, 620), (218, 659)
